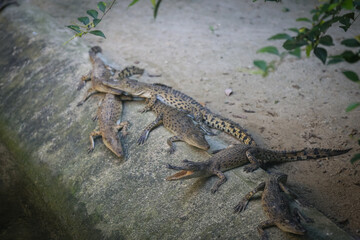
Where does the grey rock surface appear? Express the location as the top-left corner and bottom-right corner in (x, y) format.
(0, 2), (354, 240)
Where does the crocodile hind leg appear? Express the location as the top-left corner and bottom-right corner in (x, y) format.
(88, 129), (101, 153)
(257, 219), (275, 240)
(234, 182), (266, 213)
(243, 149), (262, 172)
(137, 114), (163, 144)
(210, 169), (227, 194)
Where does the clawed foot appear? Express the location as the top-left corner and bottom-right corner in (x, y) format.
(210, 186), (219, 194)
(243, 164), (259, 173)
(234, 201), (248, 213)
(87, 147), (94, 154)
(168, 146), (175, 154)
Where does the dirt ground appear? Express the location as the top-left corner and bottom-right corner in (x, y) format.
(13, 0), (360, 237)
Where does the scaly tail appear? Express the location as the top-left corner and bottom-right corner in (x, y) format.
(118, 66), (144, 79)
(244, 147), (352, 172)
(201, 109), (256, 146)
(263, 148), (352, 163)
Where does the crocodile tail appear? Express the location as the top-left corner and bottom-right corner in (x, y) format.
(201, 109), (256, 146)
(118, 66), (145, 79)
(262, 147), (352, 163)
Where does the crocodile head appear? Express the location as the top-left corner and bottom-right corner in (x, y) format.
(103, 135), (124, 158)
(103, 78), (152, 98)
(184, 133), (210, 151)
(165, 159), (210, 180)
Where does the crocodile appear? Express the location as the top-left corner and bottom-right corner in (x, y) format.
(103, 77), (256, 146)
(166, 144), (351, 193)
(234, 173), (313, 239)
(137, 99), (210, 154)
(77, 46), (144, 106)
(88, 93), (129, 158)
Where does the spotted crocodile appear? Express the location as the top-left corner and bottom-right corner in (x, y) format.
(137, 99), (210, 153)
(77, 46), (144, 106)
(88, 93), (129, 158)
(166, 144), (351, 193)
(234, 173), (313, 239)
(103, 77), (256, 146)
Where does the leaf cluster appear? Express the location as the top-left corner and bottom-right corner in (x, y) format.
(65, 1), (115, 44)
(128, 0), (162, 19)
(253, 0), (360, 162)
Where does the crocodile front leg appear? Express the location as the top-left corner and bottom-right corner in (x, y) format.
(167, 135), (183, 154)
(77, 70), (92, 90)
(116, 121), (130, 136)
(137, 114), (163, 144)
(210, 169), (227, 194)
(234, 182), (266, 213)
(77, 87), (97, 106)
(257, 219), (275, 240)
(88, 129), (101, 153)
(140, 96), (157, 113)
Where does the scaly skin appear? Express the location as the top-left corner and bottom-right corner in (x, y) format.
(166, 144), (351, 193)
(234, 173), (313, 240)
(103, 78), (256, 146)
(77, 46), (144, 106)
(89, 93), (129, 158)
(137, 99), (210, 154)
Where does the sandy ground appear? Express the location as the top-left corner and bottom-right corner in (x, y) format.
(9, 0), (360, 237)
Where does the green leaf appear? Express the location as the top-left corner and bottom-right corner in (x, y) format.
(93, 18), (101, 27)
(351, 153), (360, 164)
(87, 9), (98, 19)
(153, 0), (162, 19)
(67, 25), (81, 33)
(346, 102), (360, 112)
(283, 39), (307, 50)
(128, 0), (139, 7)
(314, 47), (327, 64)
(296, 17), (311, 23)
(305, 45), (312, 57)
(327, 58), (343, 65)
(289, 47), (301, 58)
(97, 1), (106, 13)
(342, 71), (359, 82)
(253, 60), (267, 72)
(337, 50), (360, 63)
(288, 28), (299, 33)
(342, 0), (354, 10)
(89, 30), (106, 38)
(77, 17), (90, 25)
(256, 46), (279, 56)
(341, 38), (360, 47)
(319, 35), (334, 46)
(328, 3), (339, 10)
(268, 33), (292, 40)
(150, 0), (156, 7)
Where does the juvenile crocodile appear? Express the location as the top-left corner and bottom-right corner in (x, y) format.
(234, 173), (313, 239)
(137, 99), (210, 154)
(88, 93), (129, 158)
(77, 46), (144, 105)
(103, 78), (256, 146)
(166, 144), (351, 193)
